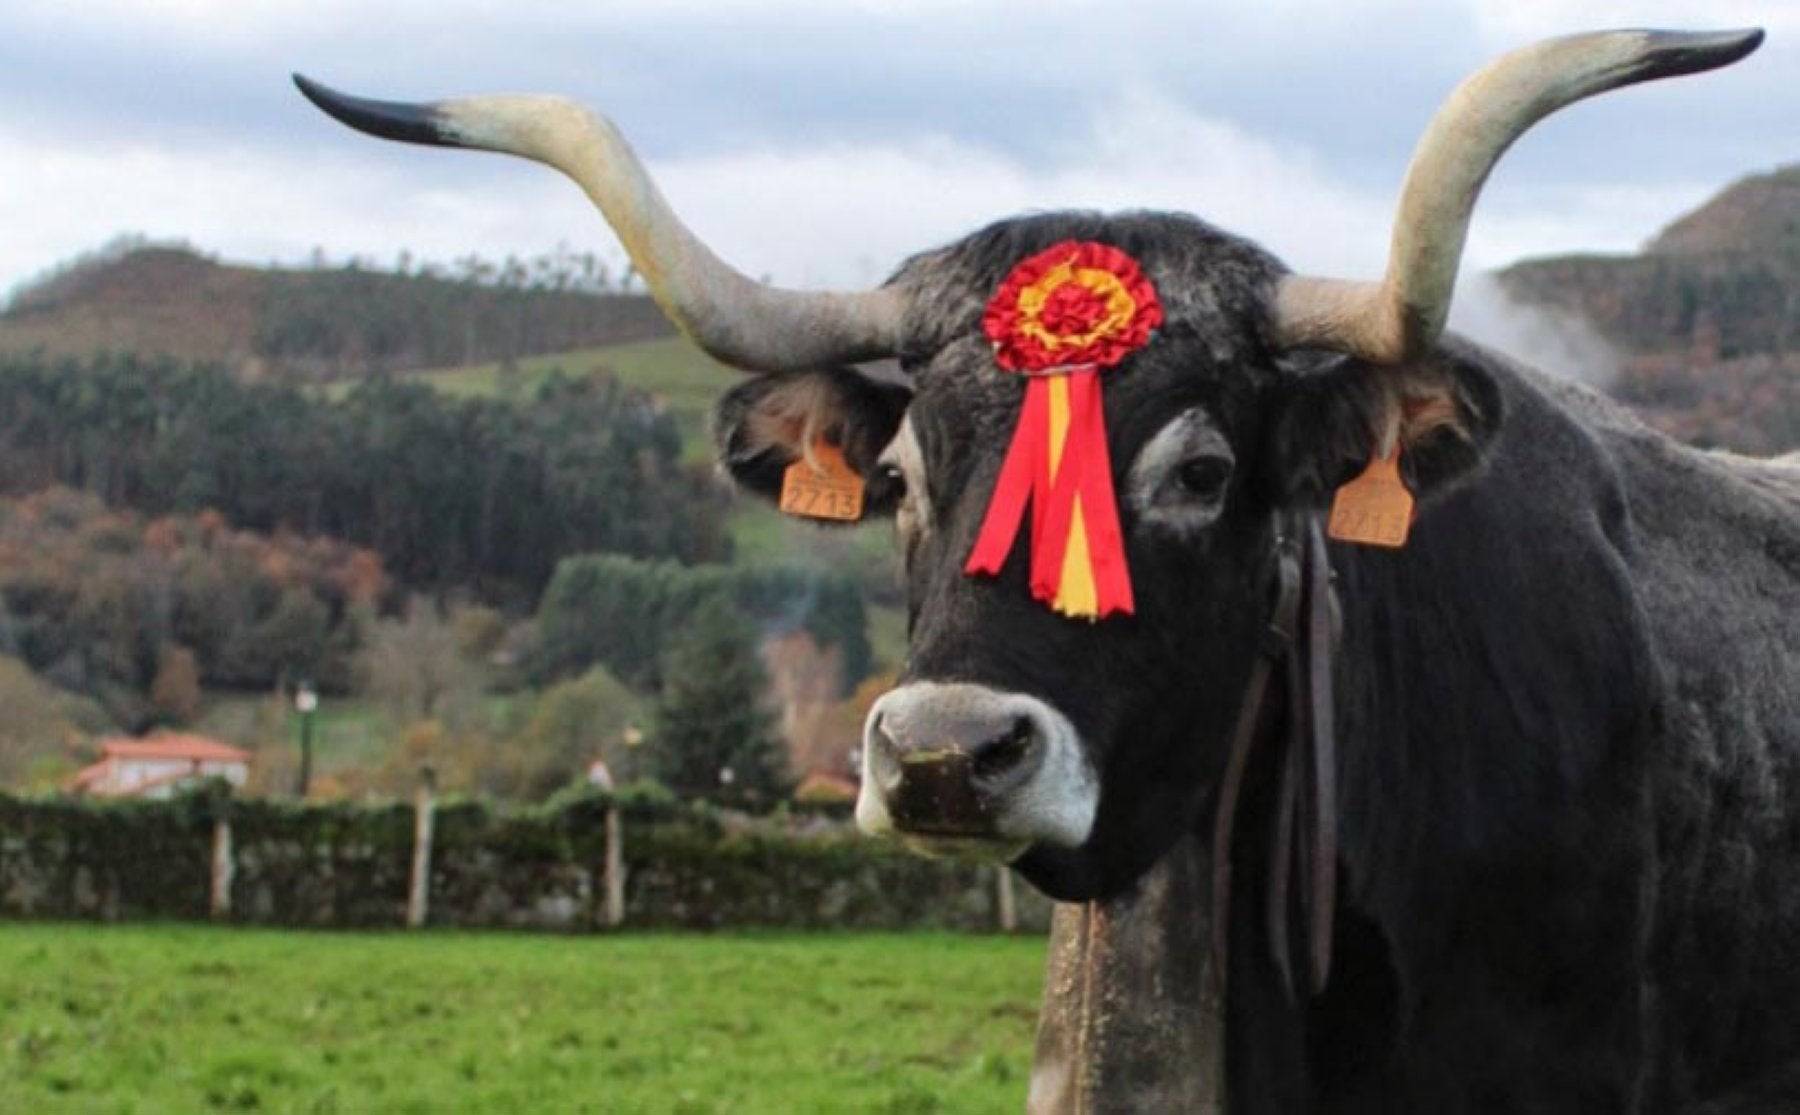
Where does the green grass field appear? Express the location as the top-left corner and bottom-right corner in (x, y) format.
(0, 925), (1046, 1114)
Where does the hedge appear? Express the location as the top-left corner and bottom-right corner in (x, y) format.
(0, 785), (1050, 933)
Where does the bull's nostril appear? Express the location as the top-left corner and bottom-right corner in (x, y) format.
(972, 715), (1039, 788)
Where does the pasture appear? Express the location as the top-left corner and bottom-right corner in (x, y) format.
(0, 925), (1046, 1114)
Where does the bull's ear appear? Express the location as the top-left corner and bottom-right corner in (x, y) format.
(1262, 344), (1504, 508)
(713, 368), (913, 516)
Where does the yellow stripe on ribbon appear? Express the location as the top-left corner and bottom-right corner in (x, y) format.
(1043, 376), (1100, 617)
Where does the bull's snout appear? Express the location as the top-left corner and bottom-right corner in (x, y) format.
(866, 706), (1048, 832)
(858, 682), (1097, 855)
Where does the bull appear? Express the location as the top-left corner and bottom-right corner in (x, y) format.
(298, 27), (1799, 1112)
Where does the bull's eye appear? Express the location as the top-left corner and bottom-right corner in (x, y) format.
(1128, 407), (1235, 537)
(1177, 456), (1233, 501)
(865, 461), (906, 514)
(876, 416), (931, 545)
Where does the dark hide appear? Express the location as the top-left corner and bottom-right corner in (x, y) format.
(713, 211), (1800, 1112)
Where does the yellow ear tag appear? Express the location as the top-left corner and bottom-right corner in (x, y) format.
(1327, 446), (1414, 548)
(779, 440), (865, 522)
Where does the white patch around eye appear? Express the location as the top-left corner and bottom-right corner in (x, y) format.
(878, 415), (931, 542)
(1128, 407), (1235, 535)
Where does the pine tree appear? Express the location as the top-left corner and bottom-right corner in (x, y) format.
(649, 596), (790, 811)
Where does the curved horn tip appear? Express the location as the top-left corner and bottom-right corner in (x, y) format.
(292, 74), (459, 150)
(1633, 27), (1765, 76)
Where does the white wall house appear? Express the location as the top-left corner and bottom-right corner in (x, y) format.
(72, 735), (251, 799)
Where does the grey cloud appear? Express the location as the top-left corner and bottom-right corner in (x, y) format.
(0, 2), (1791, 294)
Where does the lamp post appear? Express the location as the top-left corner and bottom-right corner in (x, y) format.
(621, 724), (643, 784)
(294, 680), (318, 798)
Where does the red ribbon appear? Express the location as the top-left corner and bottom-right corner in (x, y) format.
(963, 367), (1134, 618)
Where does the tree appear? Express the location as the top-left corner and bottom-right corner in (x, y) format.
(148, 643), (202, 726)
(649, 597), (789, 811)
(528, 555), (874, 694)
(225, 586), (331, 689)
(355, 597), (482, 731)
(486, 665), (640, 800)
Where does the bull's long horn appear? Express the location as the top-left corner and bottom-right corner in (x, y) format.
(294, 75), (904, 372)
(1273, 28), (1763, 364)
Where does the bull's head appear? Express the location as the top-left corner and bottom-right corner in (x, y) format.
(298, 29), (1760, 901)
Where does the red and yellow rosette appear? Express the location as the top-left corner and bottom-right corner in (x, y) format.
(964, 240), (1163, 619)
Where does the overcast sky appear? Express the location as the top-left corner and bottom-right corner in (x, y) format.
(1, 1), (1794, 303)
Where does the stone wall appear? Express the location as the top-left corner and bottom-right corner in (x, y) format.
(0, 788), (1050, 933)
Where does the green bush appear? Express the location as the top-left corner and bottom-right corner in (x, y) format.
(0, 789), (1050, 933)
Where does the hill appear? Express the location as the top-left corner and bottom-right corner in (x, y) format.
(0, 654), (111, 788)
(1647, 166), (1800, 259)
(1499, 165), (1800, 453)
(0, 240), (674, 380)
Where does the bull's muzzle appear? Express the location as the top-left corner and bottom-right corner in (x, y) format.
(858, 682), (1097, 857)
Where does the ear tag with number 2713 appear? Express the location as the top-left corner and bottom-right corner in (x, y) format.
(1327, 446), (1414, 548)
(779, 439), (865, 522)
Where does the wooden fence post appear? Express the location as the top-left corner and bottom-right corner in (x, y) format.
(407, 766), (436, 929)
(995, 865), (1018, 934)
(209, 793), (233, 921)
(602, 803), (625, 928)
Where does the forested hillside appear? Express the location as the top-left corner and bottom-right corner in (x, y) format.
(0, 239), (673, 381)
(1500, 164), (1800, 453)
(0, 352), (727, 599)
(0, 488), (384, 743)
(0, 336), (880, 799)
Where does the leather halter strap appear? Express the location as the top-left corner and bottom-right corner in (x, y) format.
(1209, 516), (1339, 999)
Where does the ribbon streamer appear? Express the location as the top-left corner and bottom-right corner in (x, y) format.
(964, 367), (1133, 618)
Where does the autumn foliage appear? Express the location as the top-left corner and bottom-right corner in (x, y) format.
(0, 488), (387, 729)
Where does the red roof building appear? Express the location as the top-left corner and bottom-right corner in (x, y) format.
(71, 734), (252, 799)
